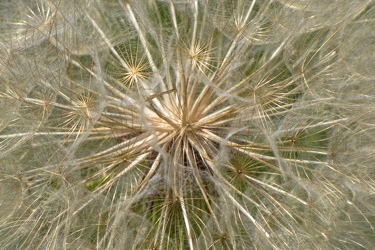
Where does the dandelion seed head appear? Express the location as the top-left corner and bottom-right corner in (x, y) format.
(0, 0), (374, 249)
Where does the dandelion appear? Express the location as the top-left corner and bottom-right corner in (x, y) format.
(0, 0), (374, 249)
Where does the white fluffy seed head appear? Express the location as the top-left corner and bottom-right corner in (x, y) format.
(0, 0), (374, 249)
